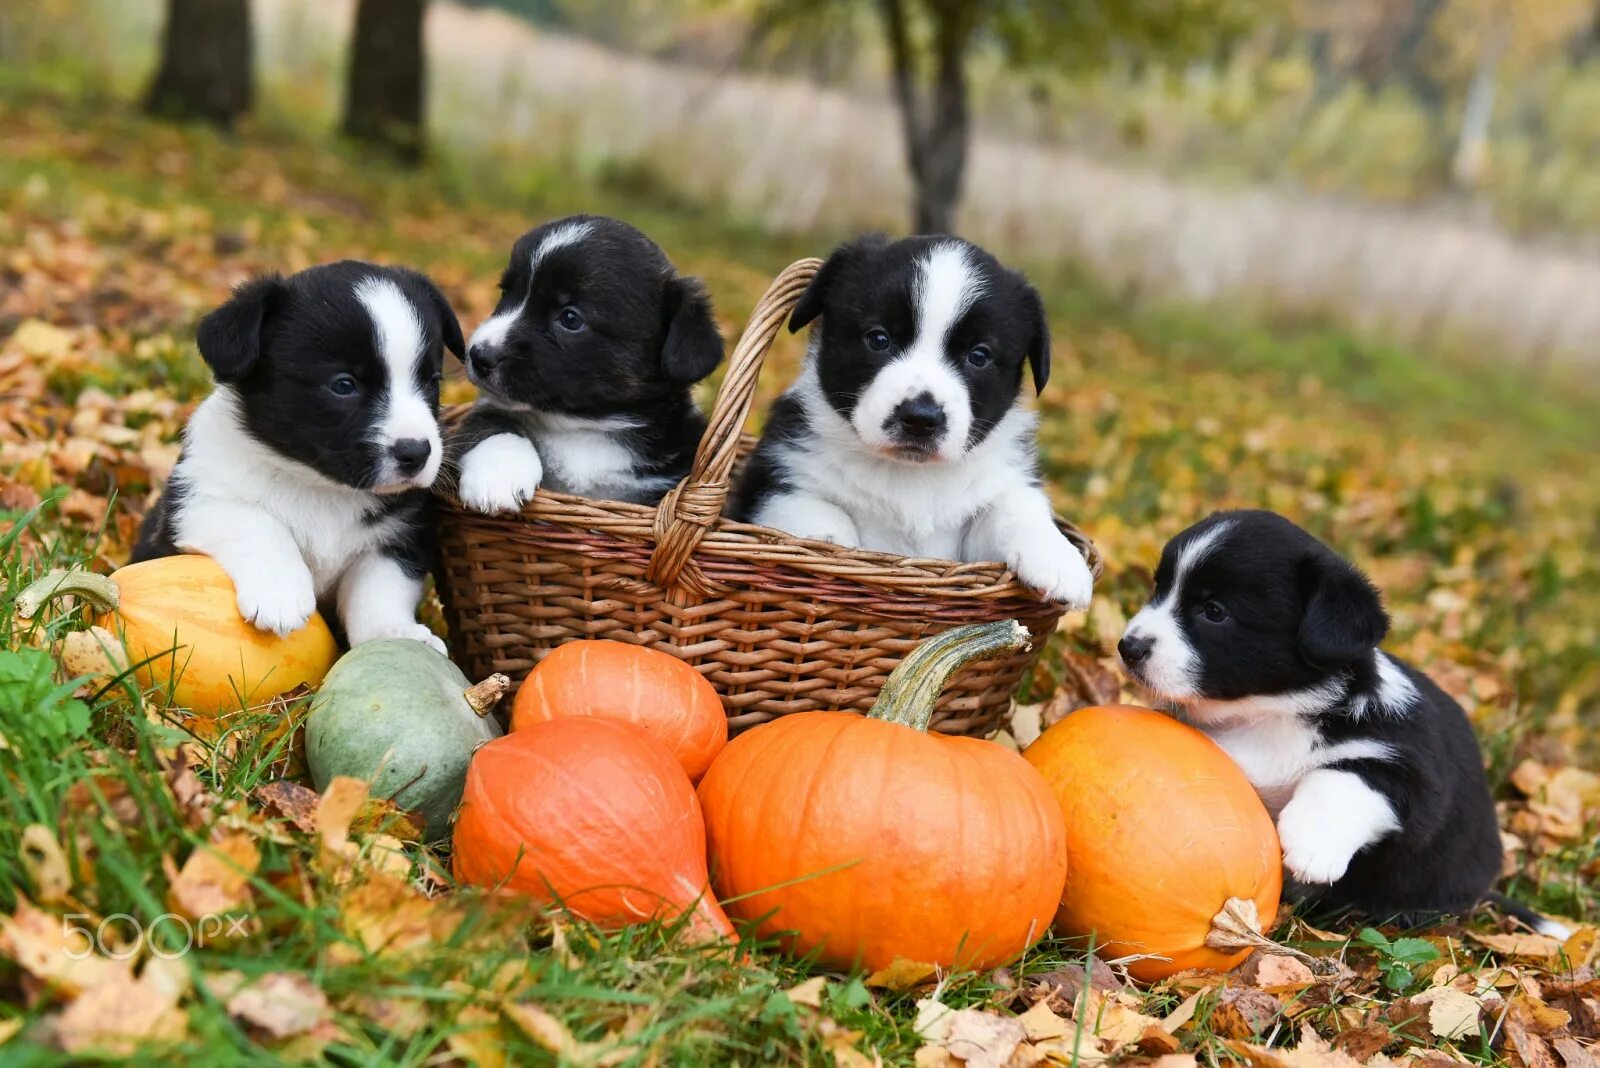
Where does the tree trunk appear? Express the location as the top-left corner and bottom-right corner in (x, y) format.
(878, 0), (973, 235)
(1452, 15), (1509, 189)
(343, 0), (428, 162)
(145, 0), (253, 127)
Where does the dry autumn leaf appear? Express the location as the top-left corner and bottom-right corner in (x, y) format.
(866, 958), (939, 991)
(223, 972), (330, 1041)
(164, 832), (259, 921)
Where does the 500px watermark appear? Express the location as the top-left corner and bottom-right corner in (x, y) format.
(62, 913), (250, 960)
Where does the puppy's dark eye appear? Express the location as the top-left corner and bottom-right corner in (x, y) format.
(967, 345), (993, 368)
(328, 374), (359, 397)
(429, 370), (444, 386)
(865, 329), (891, 352)
(1200, 600), (1229, 623)
(557, 306), (585, 332)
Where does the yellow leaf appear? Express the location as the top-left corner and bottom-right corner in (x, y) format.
(19, 825), (71, 905)
(316, 776), (369, 856)
(866, 957), (939, 991)
(224, 972), (330, 1040)
(0, 896), (123, 996)
(1018, 1000), (1070, 1041)
(785, 975), (828, 1009)
(1413, 986), (1481, 1040)
(165, 833), (259, 921)
(1469, 931), (1566, 960)
(53, 963), (188, 1056)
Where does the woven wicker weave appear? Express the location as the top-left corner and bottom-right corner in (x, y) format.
(434, 258), (1101, 737)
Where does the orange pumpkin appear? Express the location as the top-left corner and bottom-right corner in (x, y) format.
(511, 640), (726, 781)
(453, 717), (734, 942)
(697, 621), (1067, 973)
(17, 557), (338, 716)
(1024, 705), (1283, 981)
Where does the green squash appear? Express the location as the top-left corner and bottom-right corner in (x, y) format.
(306, 639), (506, 842)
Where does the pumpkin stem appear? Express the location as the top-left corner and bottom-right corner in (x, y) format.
(868, 620), (1031, 733)
(15, 569), (120, 620)
(463, 673), (511, 717)
(1205, 896), (1331, 972)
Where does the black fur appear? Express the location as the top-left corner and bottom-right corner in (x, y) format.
(1124, 510), (1506, 924)
(448, 214), (722, 505)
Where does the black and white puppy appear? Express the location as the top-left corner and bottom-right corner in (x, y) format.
(1117, 510), (1562, 931)
(727, 234), (1093, 609)
(133, 261), (463, 654)
(449, 214), (724, 510)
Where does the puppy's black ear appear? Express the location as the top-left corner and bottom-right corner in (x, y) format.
(1298, 548), (1389, 670)
(1023, 282), (1050, 394)
(425, 281), (466, 360)
(790, 234), (889, 332)
(197, 275), (285, 383)
(660, 276), (723, 384)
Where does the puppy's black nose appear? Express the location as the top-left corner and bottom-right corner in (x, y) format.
(467, 343), (503, 377)
(391, 438), (432, 476)
(888, 394), (946, 439)
(1118, 633), (1154, 666)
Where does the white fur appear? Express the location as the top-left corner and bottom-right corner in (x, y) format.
(751, 366), (1092, 609)
(532, 412), (668, 500)
(1276, 768), (1401, 885)
(468, 220), (595, 353)
(850, 244), (981, 461)
(1121, 520), (1235, 699)
(1350, 651), (1423, 719)
(171, 389), (420, 640)
(458, 432), (543, 514)
(354, 277), (441, 491)
(338, 554), (445, 654)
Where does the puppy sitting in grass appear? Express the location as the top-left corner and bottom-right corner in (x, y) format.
(1117, 509), (1564, 933)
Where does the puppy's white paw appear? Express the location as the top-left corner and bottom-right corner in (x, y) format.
(458, 433), (542, 515)
(1012, 541), (1094, 611)
(796, 516), (861, 547)
(1277, 804), (1356, 886)
(234, 568), (317, 637)
(351, 621), (447, 656)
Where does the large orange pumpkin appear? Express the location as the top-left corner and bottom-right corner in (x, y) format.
(17, 557), (338, 716)
(453, 717), (734, 942)
(697, 620), (1067, 973)
(1024, 705), (1282, 981)
(510, 640), (727, 781)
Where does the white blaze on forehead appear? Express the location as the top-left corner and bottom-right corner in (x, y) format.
(468, 219), (597, 353)
(1121, 518), (1237, 700)
(849, 242), (984, 460)
(355, 276), (441, 488)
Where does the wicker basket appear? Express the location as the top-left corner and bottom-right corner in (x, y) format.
(434, 258), (1101, 737)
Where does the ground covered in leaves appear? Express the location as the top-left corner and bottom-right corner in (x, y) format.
(1, 88), (1598, 1065)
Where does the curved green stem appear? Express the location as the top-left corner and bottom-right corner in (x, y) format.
(15, 569), (120, 620)
(868, 620), (1031, 733)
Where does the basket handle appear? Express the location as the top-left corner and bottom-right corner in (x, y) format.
(647, 258), (822, 591)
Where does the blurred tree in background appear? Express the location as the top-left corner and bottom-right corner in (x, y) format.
(344, 0), (430, 161)
(753, 0), (1270, 234)
(144, 0), (253, 127)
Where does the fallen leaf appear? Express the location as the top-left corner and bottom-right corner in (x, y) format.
(1414, 986), (1481, 1039)
(1330, 1023), (1395, 1061)
(942, 1009), (1025, 1068)
(1082, 989), (1166, 1049)
(0, 895), (123, 996)
(316, 776), (369, 856)
(19, 825), (72, 905)
(866, 957), (939, 991)
(447, 1003), (507, 1068)
(1473, 932), (1567, 961)
(785, 975), (828, 1009)
(164, 832), (259, 921)
(1017, 1000), (1069, 1041)
(913, 1046), (960, 1068)
(1552, 1038), (1599, 1068)
(251, 780), (321, 833)
(225, 972), (330, 1040)
(1213, 986), (1284, 1039)
(503, 1001), (630, 1066)
(52, 962), (188, 1056)
(1161, 990), (1205, 1033)
(914, 998), (956, 1044)
(1243, 953), (1319, 994)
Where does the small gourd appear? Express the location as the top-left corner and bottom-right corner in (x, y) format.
(305, 639), (506, 842)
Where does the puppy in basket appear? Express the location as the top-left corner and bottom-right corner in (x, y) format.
(133, 261), (463, 653)
(728, 234), (1094, 611)
(449, 214), (725, 511)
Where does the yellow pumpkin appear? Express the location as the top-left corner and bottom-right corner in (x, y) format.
(19, 556), (339, 715)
